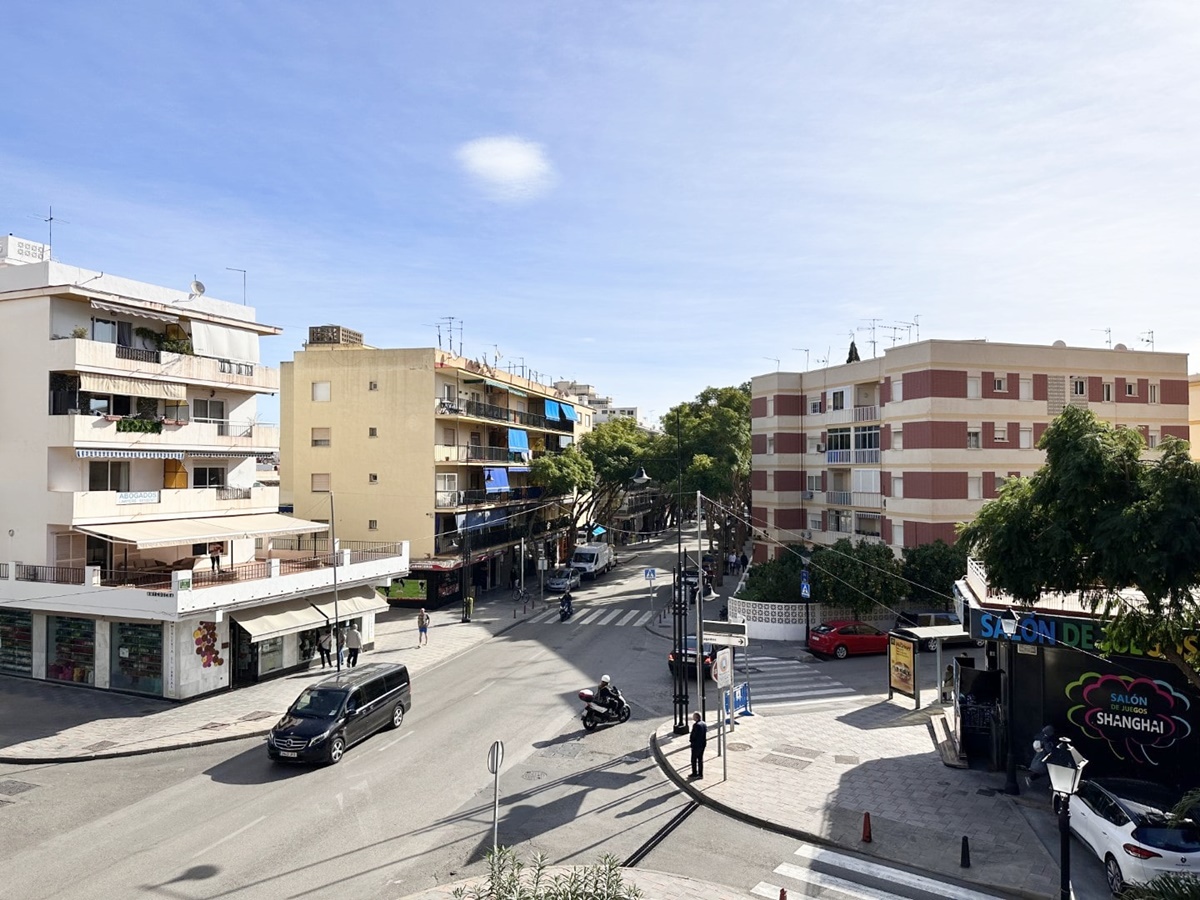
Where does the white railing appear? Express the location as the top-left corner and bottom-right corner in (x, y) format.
(852, 491), (883, 508)
(966, 557), (992, 598)
(825, 449), (851, 464)
(825, 491), (852, 506)
(435, 444), (468, 462)
(854, 449), (881, 464)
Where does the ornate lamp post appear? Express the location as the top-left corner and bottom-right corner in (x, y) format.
(1044, 737), (1087, 900)
(999, 608), (1020, 795)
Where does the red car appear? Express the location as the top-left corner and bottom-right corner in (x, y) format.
(807, 620), (888, 659)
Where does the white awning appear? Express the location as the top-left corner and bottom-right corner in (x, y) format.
(91, 299), (179, 324)
(229, 597), (330, 643)
(189, 320), (260, 363)
(75, 513), (328, 549)
(894, 625), (971, 641)
(79, 372), (187, 402)
(186, 450), (264, 459)
(76, 449), (185, 460)
(309, 585), (388, 622)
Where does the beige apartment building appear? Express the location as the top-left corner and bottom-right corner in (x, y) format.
(751, 339), (1190, 563)
(0, 238), (407, 699)
(281, 326), (591, 608)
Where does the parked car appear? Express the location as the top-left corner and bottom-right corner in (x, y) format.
(546, 567), (581, 592)
(807, 620), (888, 659)
(667, 635), (720, 676)
(1070, 777), (1200, 895)
(267, 662), (410, 765)
(893, 611), (982, 652)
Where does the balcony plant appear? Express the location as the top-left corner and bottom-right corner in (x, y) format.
(116, 417), (163, 434)
(135, 326), (194, 356)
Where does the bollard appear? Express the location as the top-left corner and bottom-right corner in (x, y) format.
(778, 889), (787, 900)
(861, 811), (872, 843)
(960, 835), (971, 868)
(513, 608), (516, 618)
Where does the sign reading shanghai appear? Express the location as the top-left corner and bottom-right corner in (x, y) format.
(1066, 672), (1192, 765)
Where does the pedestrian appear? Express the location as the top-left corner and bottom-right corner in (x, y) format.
(345, 624), (362, 667)
(689, 712), (708, 779)
(208, 542), (222, 574)
(336, 627), (345, 667)
(417, 608), (429, 647)
(317, 630), (333, 668)
(727, 551), (738, 576)
(739, 551), (748, 572)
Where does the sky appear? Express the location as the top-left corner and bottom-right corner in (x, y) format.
(3, 2), (1199, 426)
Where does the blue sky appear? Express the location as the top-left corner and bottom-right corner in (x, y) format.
(3, 3), (1199, 425)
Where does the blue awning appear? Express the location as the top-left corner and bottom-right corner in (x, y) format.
(507, 428), (530, 451)
(560, 403), (577, 422)
(544, 400), (561, 420)
(467, 508), (508, 530)
(484, 467), (510, 492)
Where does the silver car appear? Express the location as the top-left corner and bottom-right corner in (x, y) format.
(546, 568), (581, 592)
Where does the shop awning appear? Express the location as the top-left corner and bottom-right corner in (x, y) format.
(308, 585), (388, 623)
(79, 372), (187, 402)
(229, 597), (329, 643)
(506, 387), (527, 397)
(509, 466), (530, 473)
(76, 449), (185, 460)
(560, 403), (577, 422)
(186, 450), (266, 459)
(76, 512), (328, 549)
(893, 624), (971, 642)
(543, 400), (561, 420)
(507, 428), (530, 451)
(484, 467), (510, 493)
(91, 299), (179, 324)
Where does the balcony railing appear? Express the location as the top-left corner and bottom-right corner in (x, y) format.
(824, 404), (880, 425)
(16, 564), (85, 585)
(825, 449), (851, 464)
(0, 562), (7, 578)
(853, 491), (883, 509)
(217, 486), (252, 501)
(463, 399), (510, 422)
(116, 345), (161, 365)
(854, 449), (881, 464)
(439, 398), (575, 433)
(826, 491), (852, 506)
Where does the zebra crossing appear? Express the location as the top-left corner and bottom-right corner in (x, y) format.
(749, 842), (1007, 900)
(744, 656), (856, 708)
(523, 606), (656, 627)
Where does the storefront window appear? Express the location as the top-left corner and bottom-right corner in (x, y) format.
(0, 610), (33, 677)
(47, 616), (95, 684)
(259, 637), (284, 674)
(109, 622), (163, 696)
(298, 628), (321, 662)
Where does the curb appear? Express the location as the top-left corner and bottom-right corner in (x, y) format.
(648, 730), (1054, 900)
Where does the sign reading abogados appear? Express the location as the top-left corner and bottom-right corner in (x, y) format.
(970, 608), (1200, 660)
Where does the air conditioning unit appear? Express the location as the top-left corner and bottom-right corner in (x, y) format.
(802, 530), (812, 540)
(815, 443), (826, 453)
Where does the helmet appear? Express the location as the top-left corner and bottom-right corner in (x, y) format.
(600, 674), (611, 684)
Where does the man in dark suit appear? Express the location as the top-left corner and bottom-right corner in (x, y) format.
(689, 712), (708, 779)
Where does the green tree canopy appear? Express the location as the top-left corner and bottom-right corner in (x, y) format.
(901, 539), (968, 608)
(959, 405), (1200, 690)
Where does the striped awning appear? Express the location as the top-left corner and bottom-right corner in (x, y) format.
(91, 299), (179, 324)
(79, 372), (187, 402)
(76, 449), (185, 460)
(186, 450), (265, 459)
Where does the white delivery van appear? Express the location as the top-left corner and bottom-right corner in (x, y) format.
(570, 543), (614, 579)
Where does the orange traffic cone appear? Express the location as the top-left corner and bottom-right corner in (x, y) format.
(862, 811), (873, 843)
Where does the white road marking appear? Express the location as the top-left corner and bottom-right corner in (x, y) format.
(576, 610), (605, 625)
(615, 610), (640, 626)
(376, 731), (413, 752)
(632, 611), (654, 626)
(750, 882), (784, 899)
(775, 862), (907, 900)
(598, 609), (623, 625)
(753, 686), (856, 700)
(473, 680), (495, 696)
(191, 815), (267, 859)
(528, 609), (557, 624)
(791, 846), (1004, 900)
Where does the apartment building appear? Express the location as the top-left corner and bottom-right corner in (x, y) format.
(553, 381), (642, 428)
(0, 237), (408, 699)
(281, 326), (590, 608)
(751, 339), (1190, 562)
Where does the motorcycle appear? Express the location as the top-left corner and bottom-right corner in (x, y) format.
(579, 686), (631, 731)
(559, 592), (574, 622)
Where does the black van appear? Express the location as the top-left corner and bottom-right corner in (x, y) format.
(267, 662), (410, 765)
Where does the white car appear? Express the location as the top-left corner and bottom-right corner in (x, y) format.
(1070, 777), (1200, 895)
(546, 568), (581, 592)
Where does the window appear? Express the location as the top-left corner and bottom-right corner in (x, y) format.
(92, 318), (132, 346)
(1149, 384), (1159, 404)
(827, 427), (852, 451)
(892, 377), (903, 403)
(809, 399), (822, 414)
(368, 381), (378, 391)
(766, 435), (775, 455)
(806, 474), (821, 492)
(968, 476), (982, 500)
(831, 390), (846, 411)
(892, 522), (903, 547)
(1102, 383), (1113, 402)
(766, 471), (773, 491)
(967, 377), (981, 399)
(967, 429), (981, 450)
(368, 519), (378, 531)
(1126, 382), (1137, 397)
(368, 427), (378, 438)
(193, 466), (226, 488)
(311, 473), (331, 492)
(994, 426), (1007, 442)
(892, 476), (903, 499)
(1148, 430), (1160, 449)
(312, 381), (331, 402)
(766, 398), (774, 417)
(993, 377), (1007, 393)
(436, 473), (458, 492)
(88, 461), (129, 492)
(1019, 428), (1033, 449)
(854, 426), (880, 450)
(442, 384), (456, 401)
(892, 428), (903, 451)
(311, 427), (331, 447)
(1019, 378), (1032, 401)
(995, 475), (1008, 491)
(1072, 379), (1086, 396)
(368, 473), (379, 484)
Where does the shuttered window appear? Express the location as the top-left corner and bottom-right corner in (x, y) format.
(311, 473), (331, 493)
(311, 427), (331, 447)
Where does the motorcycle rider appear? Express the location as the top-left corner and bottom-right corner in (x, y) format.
(560, 590), (574, 618)
(595, 674), (618, 713)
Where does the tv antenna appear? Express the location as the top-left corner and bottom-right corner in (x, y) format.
(226, 267), (247, 305)
(792, 348), (810, 371)
(858, 319), (881, 357)
(762, 356), (780, 372)
(1139, 330), (1155, 351)
(27, 206), (68, 259)
(1092, 328), (1111, 349)
(879, 325), (905, 347)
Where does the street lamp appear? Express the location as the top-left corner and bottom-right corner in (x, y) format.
(1044, 737), (1087, 900)
(998, 607), (1020, 795)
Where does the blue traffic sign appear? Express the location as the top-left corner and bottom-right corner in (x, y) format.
(643, 568), (657, 581)
(800, 582), (811, 599)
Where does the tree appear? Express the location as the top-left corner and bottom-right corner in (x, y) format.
(958, 405), (1200, 691)
(739, 545), (806, 604)
(809, 539), (907, 619)
(846, 340), (860, 363)
(901, 539), (968, 608)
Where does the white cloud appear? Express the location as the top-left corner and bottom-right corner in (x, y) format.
(455, 136), (556, 202)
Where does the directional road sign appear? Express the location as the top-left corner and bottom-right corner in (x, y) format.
(703, 619), (748, 647)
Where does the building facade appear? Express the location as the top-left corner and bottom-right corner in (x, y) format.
(553, 381), (641, 428)
(281, 327), (589, 608)
(0, 238), (408, 699)
(751, 339), (1191, 562)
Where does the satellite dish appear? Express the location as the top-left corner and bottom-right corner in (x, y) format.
(1052, 340), (1067, 348)
(190, 279), (206, 297)
(1114, 343), (1128, 351)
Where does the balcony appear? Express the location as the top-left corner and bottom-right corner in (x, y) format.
(825, 405), (879, 425)
(854, 449), (881, 464)
(433, 444), (527, 464)
(435, 398), (574, 433)
(47, 338), (279, 393)
(56, 485), (279, 523)
(801, 490), (814, 501)
(49, 414), (279, 452)
(826, 490), (852, 506)
(434, 486), (547, 508)
(853, 491), (883, 509)
(825, 449), (851, 464)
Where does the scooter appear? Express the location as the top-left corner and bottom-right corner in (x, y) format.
(579, 686), (631, 731)
(559, 592), (574, 622)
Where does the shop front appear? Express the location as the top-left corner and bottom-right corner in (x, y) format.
(47, 615), (96, 685)
(109, 622), (164, 695)
(0, 609), (33, 677)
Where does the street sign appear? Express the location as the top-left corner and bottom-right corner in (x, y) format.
(713, 648), (733, 688)
(704, 619), (748, 647)
(801, 582), (811, 600)
(537, 558), (548, 570)
(643, 567), (657, 581)
(487, 740), (504, 774)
